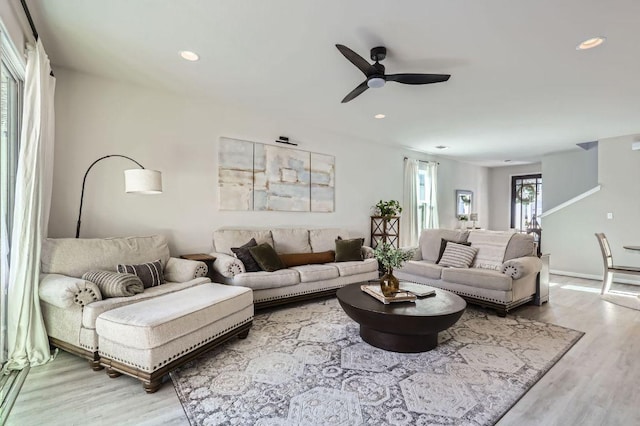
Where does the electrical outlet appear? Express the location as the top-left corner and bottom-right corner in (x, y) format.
(607, 212), (613, 219)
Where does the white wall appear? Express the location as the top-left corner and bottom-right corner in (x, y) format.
(0, 0), (29, 53)
(542, 134), (640, 280)
(49, 68), (489, 254)
(488, 163), (542, 231)
(542, 147), (598, 211)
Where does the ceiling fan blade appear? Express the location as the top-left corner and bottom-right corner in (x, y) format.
(341, 81), (369, 103)
(386, 73), (451, 85)
(336, 44), (376, 76)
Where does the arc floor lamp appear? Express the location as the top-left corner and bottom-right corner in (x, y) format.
(76, 154), (162, 238)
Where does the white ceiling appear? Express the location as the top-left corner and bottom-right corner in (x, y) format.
(25, 0), (640, 166)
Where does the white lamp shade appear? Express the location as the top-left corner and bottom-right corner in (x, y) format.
(124, 169), (162, 194)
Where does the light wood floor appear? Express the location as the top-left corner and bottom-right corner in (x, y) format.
(6, 275), (640, 426)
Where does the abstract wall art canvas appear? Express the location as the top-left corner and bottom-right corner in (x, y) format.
(218, 137), (335, 212)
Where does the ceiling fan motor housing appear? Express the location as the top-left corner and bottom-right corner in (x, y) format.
(370, 46), (386, 62)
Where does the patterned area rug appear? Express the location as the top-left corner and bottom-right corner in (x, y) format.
(171, 298), (583, 425)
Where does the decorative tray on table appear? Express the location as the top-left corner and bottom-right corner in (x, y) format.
(360, 284), (417, 304)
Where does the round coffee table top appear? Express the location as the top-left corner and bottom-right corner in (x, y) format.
(336, 283), (466, 352)
(337, 282), (466, 318)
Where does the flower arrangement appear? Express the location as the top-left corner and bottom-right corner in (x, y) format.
(373, 242), (415, 273)
(373, 200), (402, 217)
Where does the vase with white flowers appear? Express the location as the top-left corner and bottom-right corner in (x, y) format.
(373, 243), (416, 296)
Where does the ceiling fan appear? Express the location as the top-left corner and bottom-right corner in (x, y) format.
(335, 44), (451, 103)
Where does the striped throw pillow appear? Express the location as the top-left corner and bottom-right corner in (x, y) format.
(116, 259), (164, 288)
(82, 271), (144, 297)
(438, 242), (478, 268)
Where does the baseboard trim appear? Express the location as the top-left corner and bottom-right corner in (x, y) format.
(550, 270), (640, 285)
(0, 366), (29, 424)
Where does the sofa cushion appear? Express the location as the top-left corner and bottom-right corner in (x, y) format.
(117, 259), (164, 288)
(82, 271), (144, 297)
(290, 264), (340, 283)
(309, 228), (348, 252)
(335, 238), (364, 262)
(231, 238), (262, 272)
(279, 251), (335, 267)
(442, 267), (513, 292)
(249, 243), (286, 272)
(271, 228), (312, 254)
(328, 258), (378, 277)
(41, 235), (170, 278)
(213, 229), (274, 255)
(504, 233), (536, 260)
(468, 231), (514, 270)
(396, 260), (444, 280)
(233, 269), (300, 290)
(438, 243), (478, 268)
(419, 229), (469, 263)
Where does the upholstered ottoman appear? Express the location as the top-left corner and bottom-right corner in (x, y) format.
(95, 283), (253, 393)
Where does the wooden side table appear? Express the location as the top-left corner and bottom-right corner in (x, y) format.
(180, 253), (216, 280)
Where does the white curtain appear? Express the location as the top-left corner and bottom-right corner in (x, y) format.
(422, 161), (439, 229)
(3, 40), (56, 372)
(400, 158), (419, 247)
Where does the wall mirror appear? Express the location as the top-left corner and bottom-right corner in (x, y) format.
(455, 190), (473, 218)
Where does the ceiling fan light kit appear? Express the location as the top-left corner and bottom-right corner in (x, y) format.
(335, 44), (451, 103)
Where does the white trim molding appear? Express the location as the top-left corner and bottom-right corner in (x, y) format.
(551, 269), (640, 285)
(540, 185), (601, 218)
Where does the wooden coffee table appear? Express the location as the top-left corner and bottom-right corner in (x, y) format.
(336, 283), (466, 353)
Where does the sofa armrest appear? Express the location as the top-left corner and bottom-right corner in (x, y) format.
(164, 257), (208, 282)
(211, 252), (245, 277)
(501, 256), (542, 280)
(39, 273), (102, 308)
(361, 245), (375, 259)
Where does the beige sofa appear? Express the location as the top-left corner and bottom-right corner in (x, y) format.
(39, 235), (214, 370)
(395, 229), (543, 316)
(210, 227), (379, 308)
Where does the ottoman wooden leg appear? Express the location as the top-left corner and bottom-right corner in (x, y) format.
(144, 379), (163, 394)
(90, 359), (104, 371)
(106, 367), (122, 378)
(238, 329), (250, 339)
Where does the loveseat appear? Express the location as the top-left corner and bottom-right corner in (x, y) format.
(210, 227), (379, 308)
(39, 235), (219, 371)
(395, 229), (543, 316)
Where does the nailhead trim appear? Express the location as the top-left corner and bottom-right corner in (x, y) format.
(98, 317), (253, 372)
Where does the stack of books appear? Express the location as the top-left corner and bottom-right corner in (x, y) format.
(360, 284), (416, 304)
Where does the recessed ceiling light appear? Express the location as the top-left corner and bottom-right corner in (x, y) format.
(179, 50), (200, 61)
(435, 145), (448, 150)
(374, 114), (386, 119)
(504, 159), (512, 163)
(576, 36), (606, 50)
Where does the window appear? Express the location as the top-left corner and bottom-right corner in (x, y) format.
(417, 166), (438, 231)
(0, 21), (24, 366)
(511, 174), (542, 255)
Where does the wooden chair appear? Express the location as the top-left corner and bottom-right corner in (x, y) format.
(595, 233), (640, 294)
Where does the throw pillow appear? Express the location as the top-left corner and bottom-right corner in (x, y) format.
(231, 238), (262, 272)
(436, 238), (472, 263)
(438, 242), (479, 268)
(335, 237), (364, 262)
(249, 243), (286, 272)
(82, 271), (144, 297)
(116, 259), (164, 288)
(279, 251), (335, 267)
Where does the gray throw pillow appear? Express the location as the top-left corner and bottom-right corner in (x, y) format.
(248, 243), (286, 272)
(82, 271), (144, 297)
(116, 259), (164, 288)
(231, 238), (262, 272)
(436, 239), (472, 264)
(335, 237), (364, 262)
(438, 242), (478, 268)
